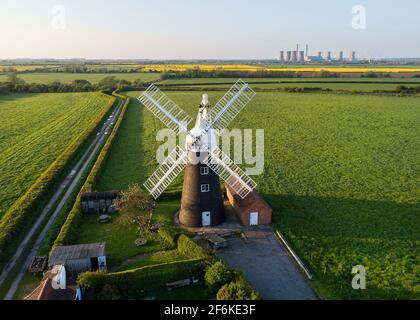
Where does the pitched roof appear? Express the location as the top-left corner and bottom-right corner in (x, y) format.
(226, 184), (271, 213)
(25, 272), (77, 300)
(50, 242), (106, 265)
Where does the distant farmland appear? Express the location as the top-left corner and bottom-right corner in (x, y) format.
(0, 92), (114, 217)
(159, 77), (420, 92)
(0, 72), (161, 84)
(159, 77), (420, 85)
(97, 90), (419, 299)
(140, 63), (420, 74)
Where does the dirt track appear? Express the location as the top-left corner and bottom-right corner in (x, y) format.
(0, 98), (124, 300)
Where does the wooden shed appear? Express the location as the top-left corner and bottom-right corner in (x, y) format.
(226, 185), (272, 226)
(80, 190), (119, 213)
(49, 242), (107, 276)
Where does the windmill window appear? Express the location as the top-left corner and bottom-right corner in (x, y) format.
(200, 167), (209, 175)
(201, 184), (210, 192)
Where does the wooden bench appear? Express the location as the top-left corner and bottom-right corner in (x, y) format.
(205, 234), (228, 249)
(166, 278), (192, 291)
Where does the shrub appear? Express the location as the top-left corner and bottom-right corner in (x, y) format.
(97, 284), (121, 300)
(205, 261), (240, 292)
(216, 276), (260, 300)
(158, 226), (176, 248)
(177, 234), (208, 259)
(78, 259), (202, 299)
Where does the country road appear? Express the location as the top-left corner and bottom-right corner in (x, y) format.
(0, 97), (124, 300)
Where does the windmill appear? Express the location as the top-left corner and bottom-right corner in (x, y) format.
(138, 79), (257, 227)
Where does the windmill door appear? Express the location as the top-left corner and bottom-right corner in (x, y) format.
(202, 211), (211, 226)
(250, 212), (259, 226)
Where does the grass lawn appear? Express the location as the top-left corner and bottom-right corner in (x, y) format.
(116, 250), (187, 271)
(75, 200), (180, 268)
(95, 93), (146, 190)
(13, 273), (43, 300)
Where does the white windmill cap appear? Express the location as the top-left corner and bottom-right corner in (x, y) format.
(201, 94), (209, 107)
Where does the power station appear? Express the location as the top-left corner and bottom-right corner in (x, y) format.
(279, 43), (356, 63)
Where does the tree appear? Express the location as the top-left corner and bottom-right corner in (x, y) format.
(73, 79), (92, 86)
(204, 261), (240, 292)
(133, 78), (145, 87)
(117, 79), (131, 88)
(216, 276), (260, 300)
(98, 76), (118, 90)
(113, 184), (156, 226)
(6, 73), (25, 85)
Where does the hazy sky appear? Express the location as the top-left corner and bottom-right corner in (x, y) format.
(0, 0), (419, 59)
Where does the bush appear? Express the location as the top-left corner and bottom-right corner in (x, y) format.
(97, 284), (121, 300)
(205, 261), (240, 292)
(177, 234), (208, 259)
(216, 276), (260, 300)
(158, 226), (176, 248)
(78, 259), (202, 299)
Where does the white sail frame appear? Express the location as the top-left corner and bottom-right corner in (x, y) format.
(203, 146), (257, 199)
(206, 79), (256, 132)
(143, 146), (188, 199)
(138, 84), (192, 134)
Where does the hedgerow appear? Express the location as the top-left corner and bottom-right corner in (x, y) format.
(177, 234), (209, 260)
(51, 93), (130, 250)
(77, 258), (203, 299)
(0, 93), (116, 268)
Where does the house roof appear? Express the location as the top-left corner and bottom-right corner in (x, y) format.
(25, 271), (77, 300)
(226, 184), (271, 213)
(50, 242), (106, 265)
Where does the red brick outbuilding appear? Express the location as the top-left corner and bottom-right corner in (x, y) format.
(226, 184), (272, 226)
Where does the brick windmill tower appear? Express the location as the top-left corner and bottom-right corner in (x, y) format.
(138, 80), (257, 227)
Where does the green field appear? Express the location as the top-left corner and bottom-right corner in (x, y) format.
(94, 90), (419, 299)
(168, 82), (420, 92)
(159, 77), (420, 85)
(0, 92), (114, 217)
(0, 72), (161, 84)
(159, 77), (420, 92)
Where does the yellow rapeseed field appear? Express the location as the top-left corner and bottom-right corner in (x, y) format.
(139, 64), (420, 73)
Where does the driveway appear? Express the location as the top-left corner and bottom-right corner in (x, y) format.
(216, 226), (318, 300)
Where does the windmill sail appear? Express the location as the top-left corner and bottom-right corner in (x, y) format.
(144, 146), (188, 199)
(138, 84), (192, 134)
(203, 146), (257, 199)
(206, 79), (256, 131)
